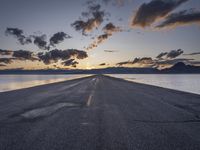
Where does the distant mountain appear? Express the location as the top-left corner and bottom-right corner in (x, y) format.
(0, 69), (83, 75)
(80, 67), (159, 74)
(0, 67), (159, 74)
(161, 62), (200, 73)
(0, 62), (200, 74)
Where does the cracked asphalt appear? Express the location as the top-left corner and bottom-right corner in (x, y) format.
(0, 75), (200, 150)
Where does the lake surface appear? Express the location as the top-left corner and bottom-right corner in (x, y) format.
(108, 74), (200, 95)
(0, 74), (90, 92)
(0, 74), (200, 94)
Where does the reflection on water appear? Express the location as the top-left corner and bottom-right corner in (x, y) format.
(108, 74), (200, 95)
(0, 75), (90, 92)
(1, 74), (200, 94)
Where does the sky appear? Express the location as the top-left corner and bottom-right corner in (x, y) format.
(0, 0), (200, 70)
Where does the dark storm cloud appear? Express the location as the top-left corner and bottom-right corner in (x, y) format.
(183, 52), (200, 56)
(32, 35), (48, 50)
(86, 23), (121, 50)
(156, 49), (183, 59)
(156, 10), (200, 29)
(131, 0), (189, 27)
(0, 49), (13, 55)
(62, 59), (78, 67)
(13, 50), (38, 61)
(38, 49), (88, 65)
(5, 28), (32, 45)
(50, 32), (72, 47)
(71, 3), (106, 35)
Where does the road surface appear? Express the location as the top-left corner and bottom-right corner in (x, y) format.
(0, 75), (200, 150)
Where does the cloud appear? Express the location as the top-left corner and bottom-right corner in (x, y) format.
(5, 28), (32, 45)
(188, 60), (200, 65)
(62, 59), (78, 67)
(86, 33), (111, 50)
(133, 57), (153, 64)
(116, 57), (154, 66)
(156, 49), (183, 59)
(32, 35), (48, 50)
(116, 57), (197, 69)
(116, 61), (131, 66)
(38, 49), (88, 65)
(104, 50), (118, 52)
(115, 49), (196, 69)
(0, 64), (6, 67)
(33, 32), (72, 50)
(131, 0), (188, 28)
(0, 49), (38, 64)
(0, 49), (13, 55)
(0, 48), (88, 68)
(183, 52), (200, 56)
(12, 50), (38, 61)
(5, 28), (72, 50)
(166, 49), (184, 59)
(156, 10), (200, 29)
(99, 63), (106, 66)
(155, 58), (197, 68)
(156, 58), (194, 65)
(0, 58), (14, 64)
(50, 32), (72, 47)
(71, 3), (105, 35)
(86, 22), (121, 50)
(103, 22), (122, 34)
(156, 52), (168, 59)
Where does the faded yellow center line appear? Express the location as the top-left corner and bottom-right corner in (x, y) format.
(86, 77), (99, 107)
(87, 94), (93, 106)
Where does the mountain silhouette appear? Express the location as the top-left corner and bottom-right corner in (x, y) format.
(0, 62), (200, 74)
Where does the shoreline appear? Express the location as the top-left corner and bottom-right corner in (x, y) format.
(1, 74), (200, 95)
(0, 75), (200, 150)
(0, 75), (93, 93)
(0, 74), (92, 93)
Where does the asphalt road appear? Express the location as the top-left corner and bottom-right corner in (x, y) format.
(0, 75), (200, 150)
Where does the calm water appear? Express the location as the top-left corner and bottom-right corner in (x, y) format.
(0, 74), (200, 94)
(108, 74), (200, 95)
(0, 74), (90, 92)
